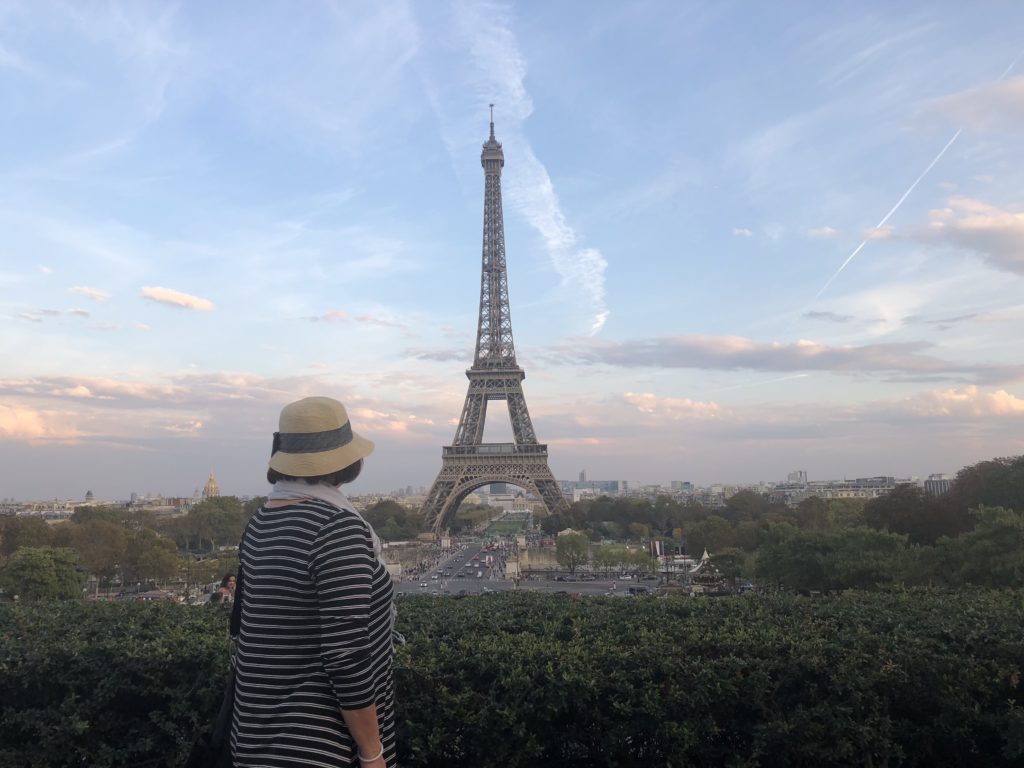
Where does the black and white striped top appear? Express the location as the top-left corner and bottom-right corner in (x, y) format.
(230, 499), (396, 767)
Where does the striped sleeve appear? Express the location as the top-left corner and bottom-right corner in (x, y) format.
(309, 514), (378, 710)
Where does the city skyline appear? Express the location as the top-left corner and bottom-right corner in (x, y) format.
(2, 2), (1023, 500)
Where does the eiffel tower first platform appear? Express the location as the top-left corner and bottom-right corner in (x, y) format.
(421, 109), (570, 534)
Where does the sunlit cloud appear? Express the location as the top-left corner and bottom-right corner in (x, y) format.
(622, 392), (722, 420)
(900, 385), (1024, 417)
(445, 0), (608, 336)
(166, 420), (204, 434)
(550, 334), (1024, 384)
(733, 227), (753, 237)
(70, 286), (110, 301)
(803, 310), (854, 323)
(925, 74), (1024, 132)
(807, 226), (840, 238)
(308, 309), (406, 329)
(864, 226), (894, 240)
(0, 404), (83, 442)
(140, 286), (214, 311)
(923, 197), (1024, 275)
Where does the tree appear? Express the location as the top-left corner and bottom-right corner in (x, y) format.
(243, 496), (266, 520)
(72, 505), (130, 527)
(74, 520), (127, 581)
(932, 506), (1024, 588)
(556, 533), (589, 574)
(822, 527), (908, 590)
(754, 523), (828, 592)
(685, 515), (733, 555)
(863, 484), (969, 545)
(122, 529), (180, 585)
(946, 456), (1024, 514)
(364, 500), (423, 541)
(723, 490), (769, 523)
(711, 547), (748, 587)
(184, 497), (246, 553)
(0, 547), (84, 600)
(793, 496), (828, 531)
(0, 516), (51, 558)
(592, 544), (627, 571)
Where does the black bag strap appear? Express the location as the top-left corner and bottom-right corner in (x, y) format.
(230, 516), (255, 640)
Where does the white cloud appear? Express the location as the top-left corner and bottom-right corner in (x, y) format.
(445, 0), (608, 336)
(0, 404), (83, 442)
(552, 333), (1024, 384)
(140, 286), (214, 311)
(733, 227), (753, 237)
(807, 226), (840, 238)
(864, 226), (894, 240)
(926, 74), (1024, 132)
(924, 197), (1024, 275)
(900, 385), (1024, 417)
(622, 392), (722, 420)
(70, 286), (110, 301)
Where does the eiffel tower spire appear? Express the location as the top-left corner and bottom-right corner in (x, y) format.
(421, 110), (569, 533)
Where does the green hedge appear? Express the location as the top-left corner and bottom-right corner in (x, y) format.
(2, 592), (1023, 767)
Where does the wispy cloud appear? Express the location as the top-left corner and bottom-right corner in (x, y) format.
(550, 334), (1024, 384)
(308, 309), (406, 329)
(0, 404), (84, 442)
(70, 286), (110, 302)
(140, 286), (214, 311)
(922, 197), (1024, 275)
(445, 0), (608, 336)
(925, 74), (1024, 132)
(815, 128), (962, 299)
(807, 226), (840, 238)
(622, 392), (721, 420)
(732, 227), (753, 237)
(803, 310), (854, 323)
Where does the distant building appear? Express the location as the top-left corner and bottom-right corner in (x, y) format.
(924, 474), (953, 496)
(202, 473), (220, 499)
(786, 470), (808, 484)
(558, 478), (622, 497)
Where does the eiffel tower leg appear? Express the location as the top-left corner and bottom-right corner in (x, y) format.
(506, 392), (537, 444)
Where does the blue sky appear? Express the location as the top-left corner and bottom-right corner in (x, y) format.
(2, 1), (1023, 500)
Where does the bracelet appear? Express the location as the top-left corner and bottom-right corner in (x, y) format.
(358, 744), (384, 762)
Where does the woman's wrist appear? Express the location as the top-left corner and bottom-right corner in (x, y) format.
(357, 742), (384, 762)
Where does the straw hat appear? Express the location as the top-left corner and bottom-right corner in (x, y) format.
(268, 397), (374, 477)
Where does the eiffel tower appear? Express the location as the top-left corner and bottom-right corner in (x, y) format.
(421, 108), (570, 534)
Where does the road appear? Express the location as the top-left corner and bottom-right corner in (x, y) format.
(393, 539), (661, 597)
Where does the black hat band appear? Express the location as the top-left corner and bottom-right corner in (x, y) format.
(273, 423), (353, 455)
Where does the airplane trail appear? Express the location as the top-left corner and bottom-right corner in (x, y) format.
(815, 128), (962, 299)
(814, 51), (1022, 300)
(711, 373), (810, 393)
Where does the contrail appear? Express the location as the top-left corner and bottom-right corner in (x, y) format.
(710, 373), (809, 393)
(815, 128), (961, 299)
(815, 129), (960, 299)
(814, 51), (1023, 300)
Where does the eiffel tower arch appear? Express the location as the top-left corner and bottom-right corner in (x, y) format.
(421, 109), (570, 534)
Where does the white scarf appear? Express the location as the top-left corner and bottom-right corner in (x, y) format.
(267, 480), (383, 561)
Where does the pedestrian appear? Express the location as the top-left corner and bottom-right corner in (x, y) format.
(231, 396), (396, 767)
(218, 573), (236, 602)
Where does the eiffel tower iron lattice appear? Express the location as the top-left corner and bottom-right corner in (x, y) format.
(421, 111), (570, 533)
